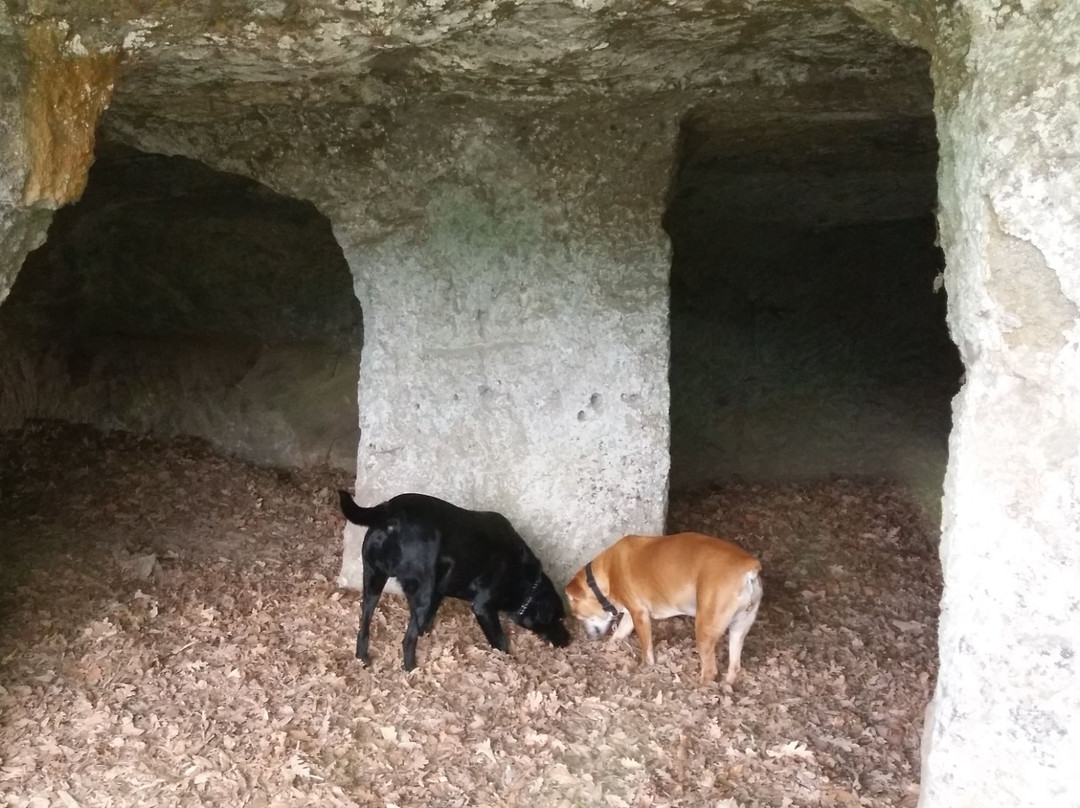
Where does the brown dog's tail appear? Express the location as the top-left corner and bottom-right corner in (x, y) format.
(337, 490), (383, 526)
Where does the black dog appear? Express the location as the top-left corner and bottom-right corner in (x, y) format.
(338, 490), (571, 670)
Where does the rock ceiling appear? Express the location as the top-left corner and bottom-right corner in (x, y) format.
(9, 1), (933, 120)
(5, 1), (938, 225)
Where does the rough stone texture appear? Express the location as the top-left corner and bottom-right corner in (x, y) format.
(1, 4), (950, 586)
(922, 2), (1080, 807)
(1, 2), (1078, 802)
(329, 99), (674, 584)
(89, 92), (679, 583)
(0, 146), (362, 470)
(21, 21), (119, 206)
(0, 206), (51, 307)
(0, 15), (50, 306)
(1, 12), (118, 306)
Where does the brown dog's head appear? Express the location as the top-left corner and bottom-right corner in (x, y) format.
(565, 566), (618, 639)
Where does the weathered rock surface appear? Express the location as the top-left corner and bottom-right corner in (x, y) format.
(922, 3), (1080, 807)
(0, 2), (1078, 806)
(0, 12), (46, 305)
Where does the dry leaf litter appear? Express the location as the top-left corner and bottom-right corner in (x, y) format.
(0, 421), (940, 808)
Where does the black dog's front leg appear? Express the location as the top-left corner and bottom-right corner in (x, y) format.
(471, 594), (509, 653)
(356, 567), (388, 665)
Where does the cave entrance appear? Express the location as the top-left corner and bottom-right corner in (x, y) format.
(664, 112), (960, 514)
(0, 144), (362, 471)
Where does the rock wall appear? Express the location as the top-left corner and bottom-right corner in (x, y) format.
(0, 0), (935, 585)
(0, 15), (49, 306)
(2, 3), (1079, 801)
(921, 2), (1080, 806)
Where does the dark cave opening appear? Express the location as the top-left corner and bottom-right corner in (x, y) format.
(664, 112), (962, 510)
(0, 144), (362, 471)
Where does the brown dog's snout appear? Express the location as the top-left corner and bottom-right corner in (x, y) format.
(584, 623), (606, 640)
(582, 614), (614, 639)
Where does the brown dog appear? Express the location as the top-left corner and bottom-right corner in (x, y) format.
(565, 533), (762, 684)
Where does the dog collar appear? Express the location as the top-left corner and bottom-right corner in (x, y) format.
(585, 562), (619, 617)
(516, 569), (543, 619)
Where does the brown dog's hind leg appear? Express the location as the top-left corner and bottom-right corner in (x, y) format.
(724, 626), (747, 684)
(696, 590), (744, 684)
(724, 574), (762, 684)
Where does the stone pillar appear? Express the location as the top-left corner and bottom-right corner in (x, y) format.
(336, 109), (672, 586)
(921, 3), (1080, 806)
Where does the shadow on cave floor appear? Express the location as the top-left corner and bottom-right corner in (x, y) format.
(0, 420), (352, 640)
(0, 420), (938, 807)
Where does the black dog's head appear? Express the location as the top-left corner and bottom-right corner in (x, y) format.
(514, 572), (571, 648)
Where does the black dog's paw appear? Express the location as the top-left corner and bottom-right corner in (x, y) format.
(545, 624), (572, 648)
(355, 638), (372, 665)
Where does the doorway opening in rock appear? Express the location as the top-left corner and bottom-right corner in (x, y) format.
(664, 112), (961, 518)
(0, 143), (362, 471)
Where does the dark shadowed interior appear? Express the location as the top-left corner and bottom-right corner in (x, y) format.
(0, 144), (362, 470)
(665, 111), (960, 511)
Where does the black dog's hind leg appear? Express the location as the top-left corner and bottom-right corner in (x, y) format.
(418, 594), (443, 636)
(419, 555), (452, 635)
(356, 567), (388, 665)
(471, 593), (509, 653)
(401, 579), (437, 671)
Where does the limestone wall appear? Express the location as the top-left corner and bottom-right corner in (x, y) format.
(920, 2), (1080, 806)
(2, 2), (1078, 800)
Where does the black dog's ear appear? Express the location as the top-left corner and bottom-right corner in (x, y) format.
(533, 599), (555, 625)
(546, 621), (572, 648)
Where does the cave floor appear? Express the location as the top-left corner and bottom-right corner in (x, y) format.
(0, 422), (938, 808)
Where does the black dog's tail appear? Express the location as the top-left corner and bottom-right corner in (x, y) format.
(338, 489), (383, 526)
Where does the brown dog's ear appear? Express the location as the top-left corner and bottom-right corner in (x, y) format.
(564, 572), (587, 599)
